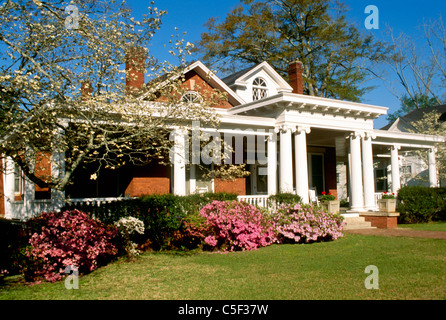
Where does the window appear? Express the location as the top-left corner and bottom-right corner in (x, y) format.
(252, 77), (268, 101)
(14, 164), (22, 194)
(181, 91), (202, 104)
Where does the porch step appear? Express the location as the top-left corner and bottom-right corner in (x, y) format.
(342, 215), (376, 230)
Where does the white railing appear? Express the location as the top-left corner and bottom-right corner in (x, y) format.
(237, 195), (270, 208)
(374, 192), (385, 207)
(66, 197), (134, 207)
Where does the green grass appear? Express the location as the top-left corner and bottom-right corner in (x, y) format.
(398, 221), (446, 232)
(1, 233), (445, 300)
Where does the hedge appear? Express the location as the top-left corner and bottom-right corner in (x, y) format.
(397, 186), (446, 223)
(62, 192), (238, 250)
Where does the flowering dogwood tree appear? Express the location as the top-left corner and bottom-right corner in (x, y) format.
(0, 0), (231, 193)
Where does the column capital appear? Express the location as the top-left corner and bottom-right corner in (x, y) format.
(345, 131), (365, 139)
(295, 126), (311, 135)
(390, 144), (401, 151)
(429, 147), (437, 153)
(363, 131), (376, 140)
(277, 124), (294, 133)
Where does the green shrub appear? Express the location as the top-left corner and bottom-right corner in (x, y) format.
(268, 193), (302, 207)
(62, 192), (238, 250)
(397, 186), (446, 223)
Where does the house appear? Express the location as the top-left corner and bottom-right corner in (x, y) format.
(379, 105), (446, 188)
(1, 51), (445, 220)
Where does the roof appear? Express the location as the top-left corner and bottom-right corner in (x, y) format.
(381, 104), (446, 131)
(221, 64), (260, 86)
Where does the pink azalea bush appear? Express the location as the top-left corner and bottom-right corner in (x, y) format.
(274, 203), (345, 244)
(187, 200), (276, 252)
(24, 210), (118, 283)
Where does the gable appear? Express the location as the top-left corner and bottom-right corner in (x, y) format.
(223, 61), (293, 103)
(147, 61), (244, 108)
(182, 70), (233, 109)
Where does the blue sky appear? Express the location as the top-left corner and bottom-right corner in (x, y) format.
(126, 0), (446, 129)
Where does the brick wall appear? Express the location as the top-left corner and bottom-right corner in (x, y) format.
(214, 178), (246, 195)
(363, 216), (398, 229)
(156, 70), (234, 109)
(125, 177), (170, 197)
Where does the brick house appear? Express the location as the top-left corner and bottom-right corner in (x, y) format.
(1, 51), (444, 220)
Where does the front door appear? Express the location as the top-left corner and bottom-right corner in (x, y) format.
(309, 153), (325, 195)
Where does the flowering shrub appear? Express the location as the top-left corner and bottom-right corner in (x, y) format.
(188, 200), (276, 252)
(274, 203), (344, 244)
(24, 210), (118, 283)
(115, 217), (145, 258)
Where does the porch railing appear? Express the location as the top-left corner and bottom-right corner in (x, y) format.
(237, 195), (270, 208)
(67, 197), (133, 207)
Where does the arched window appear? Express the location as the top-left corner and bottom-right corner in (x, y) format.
(252, 77), (268, 101)
(439, 112), (446, 122)
(181, 91), (202, 104)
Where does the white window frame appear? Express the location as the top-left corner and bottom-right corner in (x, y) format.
(252, 77), (268, 101)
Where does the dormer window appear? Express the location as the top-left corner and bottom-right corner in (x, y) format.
(181, 91), (202, 104)
(252, 77), (268, 101)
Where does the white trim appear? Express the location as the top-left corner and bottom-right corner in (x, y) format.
(232, 61), (293, 93)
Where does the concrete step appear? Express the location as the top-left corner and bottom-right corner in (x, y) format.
(342, 215), (376, 230)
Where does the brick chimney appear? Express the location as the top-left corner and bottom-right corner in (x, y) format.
(288, 61), (303, 95)
(81, 81), (92, 100)
(125, 46), (146, 95)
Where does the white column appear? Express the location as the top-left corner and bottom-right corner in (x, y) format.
(294, 126), (311, 204)
(267, 130), (277, 195)
(279, 125), (293, 193)
(51, 151), (66, 211)
(173, 129), (187, 196)
(348, 132), (364, 211)
(362, 133), (376, 211)
(390, 145), (400, 194)
(23, 174), (34, 220)
(3, 157), (15, 219)
(428, 147), (438, 187)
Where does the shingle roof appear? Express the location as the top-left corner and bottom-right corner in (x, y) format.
(381, 104), (446, 130)
(221, 64), (260, 86)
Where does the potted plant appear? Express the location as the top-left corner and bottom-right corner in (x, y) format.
(320, 191), (339, 214)
(378, 192), (396, 212)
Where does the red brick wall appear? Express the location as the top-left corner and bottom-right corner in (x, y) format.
(214, 178), (246, 195)
(125, 177), (170, 197)
(363, 216), (398, 229)
(156, 70), (234, 109)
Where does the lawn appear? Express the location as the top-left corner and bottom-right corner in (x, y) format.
(399, 221), (446, 232)
(1, 232), (445, 300)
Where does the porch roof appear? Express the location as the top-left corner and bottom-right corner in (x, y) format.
(227, 92), (388, 120)
(372, 129), (445, 149)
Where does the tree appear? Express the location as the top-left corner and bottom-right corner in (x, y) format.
(0, 0), (226, 193)
(197, 0), (387, 102)
(386, 16), (446, 121)
(386, 93), (439, 122)
(409, 111), (446, 185)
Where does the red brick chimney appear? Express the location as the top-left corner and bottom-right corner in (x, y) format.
(125, 46), (146, 95)
(81, 81), (92, 101)
(288, 61), (303, 95)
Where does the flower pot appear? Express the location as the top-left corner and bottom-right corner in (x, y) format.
(321, 200), (340, 214)
(378, 198), (396, 213)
